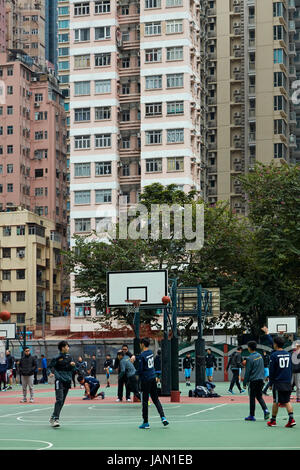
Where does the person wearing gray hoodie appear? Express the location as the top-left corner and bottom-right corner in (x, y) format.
(118, 351), (141, 401)
(243, 341), (270, 422)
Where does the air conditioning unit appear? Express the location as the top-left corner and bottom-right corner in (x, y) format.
(233, 22), (240, 28)
(233, 0), (240, 4)
(234, 89), (241, 95)
(234, 135), (240, 140)
(34, 102), (40, 108)
(18, 251), (25, 258)
(234, 112), (241, 118)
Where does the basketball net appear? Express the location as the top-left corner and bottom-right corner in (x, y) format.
(125, 300), (142, 314)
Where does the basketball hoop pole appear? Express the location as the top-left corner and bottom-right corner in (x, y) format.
(126, 300), (141, 356)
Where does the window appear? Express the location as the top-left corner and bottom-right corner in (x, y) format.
(2, 270), (11, 281)
(95, 0), (110, 13)
(145, 75), (162, 89)
(74, 190), (91, 205)
(95, 79), (111, 93)
(95, 161), (112, 175)
(274, 95), (287, 112)
(146, 130), (162, 144)
(7, 106), (13, 115)
(74, 81), (90, 96)
(16, 313), (26, 324)
(58, 6), (69, 15)
(58, 33), (69, 43)
(2, 292), (11, 303)
(58, 61), (69, 70)
(75, 218), (91, 232)
(7, 67), (13, 76)
(16, 270), (25, 280)
(166, 0), (183, 6)
(145, 48), (162, 63)
(17, 291), (26, 302)
(167, 128), (184, 143)
(166, 20), (183, 34)
(74, 135), (91, 149)
(145, 22), (161, 36)
(274, 71), (286, 88)
(274, 48), (286, 65)
(167, 73), (184, 88)
(273, 2), (285, 17)
(58, 20), (70, 29)
(35, 93), (43, 102)
(3, 226), (11, 236)
(75, 303), (91, 317)
(95, 53), (111, 66)
(17, 225), (25, 235)
(167, 101), (184, 115)
(274, 142), (287, 159)
(7, 183), (13, 192)
(74, 107), (91, 122)
(145, 0), (161, 8)
(95, 26), (111, 40)
(146, 158), (162, 172)
(7, 86), (13, 94)
(2, 248), (11, 258)
(95, 189), (112, 203)
(167, 157), (184, 171)
(95, 106), (111, 120)
(7, 145), (13, 154)
(74, 163), (91, 177)
(145, 102), (162, 116)
(74, 28), (90, 42)
(95, 134), (111, 147)
(274, 119), (286, 135)
(166, 46), (183, 61)
(7, 164), (13, 173)
(74, 2), (90, 15)
(74, 54), (90, 68)
(273, 25), (285, 41)
(35, 169), (44, 178)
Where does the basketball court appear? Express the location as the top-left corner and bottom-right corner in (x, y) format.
(0, 381), (299, 451)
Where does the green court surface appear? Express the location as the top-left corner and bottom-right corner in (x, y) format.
(0, 382), (299, 451)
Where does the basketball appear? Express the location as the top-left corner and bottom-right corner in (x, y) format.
(162, 295), (171, 305)
(0, 310), (10, 321)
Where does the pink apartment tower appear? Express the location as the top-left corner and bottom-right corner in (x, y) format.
(0, 50), (68, 245)
(69, 0), (201, 331)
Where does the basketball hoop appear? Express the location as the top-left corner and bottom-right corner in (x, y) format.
(125, 299), (142, 314)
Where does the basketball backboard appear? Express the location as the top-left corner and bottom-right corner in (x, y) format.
(0, 322), (16, 339)
(267, 316), (298, 335)
(107, 270), (168, 308)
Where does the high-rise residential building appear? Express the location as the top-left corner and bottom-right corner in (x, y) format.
(0, 207), (64, 333)
(0, 50), (68, 245)
(69, 0), (201, 332)
(6, 0), (46, 66)
(57, 0), (71, 243)
(200, 0), (298, 213)
(45, 0), (58, 70)
(0, 0), (5, 52)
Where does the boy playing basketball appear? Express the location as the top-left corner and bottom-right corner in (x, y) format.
(48, 341), (76, 428)
(267, 336), (296, 428)
(137, 338), (169, 429)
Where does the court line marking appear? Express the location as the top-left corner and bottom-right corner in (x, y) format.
(185, 403), (228, 417)
(0, 439), (53, 450)
(0, 406), (54, 419)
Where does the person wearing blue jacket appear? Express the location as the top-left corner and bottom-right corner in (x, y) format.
(267, 336), (296, 428)
(243, 341), (269, 422)
(137, 338), (169, 429)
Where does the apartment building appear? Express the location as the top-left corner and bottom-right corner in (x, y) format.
(201, 0), (298, 213)
(6, 0), (46, 65)
(57, 0), (71, 242)
(0, 208), (63, 333)
(69, 0), (201, 332)
(0, 0), (5, 53)
(0, 50), (68, 246)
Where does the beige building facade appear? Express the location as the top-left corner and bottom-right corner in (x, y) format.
(0, 208), (63, 333)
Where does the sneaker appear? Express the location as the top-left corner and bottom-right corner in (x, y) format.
(228, 390), (234, 395)
(240, 389), (246, 394)
(127, 398), (131, 402)
(116, 398), (122, 402)
(139, 422), (150, 429)
(264, 411), (270, 420)
(285, 418), (296, 428)
(161, 417), (169, 426)
(245, 415), (256, 421)
(267, 419), (277, 427)
(82, 396), (91, 400)
(20, 398), (27, 403)
(106, 384), (110, 388)
(99, 392), (105, 400)
(51, 419), (60, 428)
(29, 398), (34, 403)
